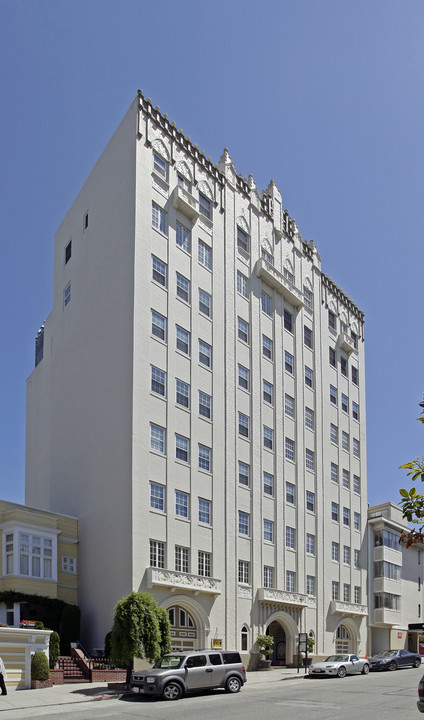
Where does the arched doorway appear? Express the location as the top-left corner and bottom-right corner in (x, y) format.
(160, 594), (210, 650)
(335, 624), (352, 653)
(267, 621), (286, 666)
(265, 610), (299, 666)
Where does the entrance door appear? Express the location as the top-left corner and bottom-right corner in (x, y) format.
(268, 622), (286, 666)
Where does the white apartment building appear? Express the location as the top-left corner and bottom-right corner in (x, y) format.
(25, 91), (367, 664)
(367, 502), (424, 655)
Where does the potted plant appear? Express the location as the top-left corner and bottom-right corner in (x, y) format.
(302, 635), (315, 667)
(31, 651), (53, 689)
(256, 635), (274, 669)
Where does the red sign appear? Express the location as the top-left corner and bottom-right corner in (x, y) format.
(398, 632), (403, 639)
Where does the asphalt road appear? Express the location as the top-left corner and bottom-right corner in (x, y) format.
(2, 666), (423, 720)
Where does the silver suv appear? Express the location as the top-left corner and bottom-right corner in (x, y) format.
(130, 650), (247, 700)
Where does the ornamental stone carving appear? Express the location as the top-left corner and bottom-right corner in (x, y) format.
(147, 567), (221, 595)
(258, 587), (310, 607)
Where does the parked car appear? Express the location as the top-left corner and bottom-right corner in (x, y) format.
(308, 654), (369, 678)
(369, 649), (422, 671)
(418, 674), (424, 712)
(130, 650), (246, 700)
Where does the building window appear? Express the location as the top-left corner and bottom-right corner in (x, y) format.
(285, 351), (294, 375)
(62, 556), (76, 574)
(150, 482), (165, 511)
(286, 571), (296, 592)
(305, 407), (314, 430)
(175, 546), (189, 573)
(306, 533), (315, 555)
(176, 222), (190, 252)
(330, 385), (337, 405)
(64, 283), (71, 308)
(262, 247), (273, 264)
(238, 412), (250, 438)
(152, 255), (167, 287)
(352, 366), (359, 386)
(354, 549), (360, 569)
(353, 475), (360, 494)
(238, 511), (250, 536)
(354, 512), (361, 531)
(328, 310), (337, 330)
(353, 438), (360, 458)
(283, 310), (293, 333)
(264, 519), (274, 543)
(198, 498), (211, 524)
(263, 380), (273, 404)
(150, 540), (165, 568)
(65, 240), (72, 264)
(198, 551), (211, 577)
(239, 461), (250, 487)
(153, 152), (167, 179)
(343, 469), (350, 489)
(151, 309), (167, 341)
(263, 426), (274, 450)
(343, 545), (351, 565)
(352, 401), (360, 421)
(237, 226), (249, 253)
(199, 289), (212, 317)
(343, 507), (350, 526)
(303, 286), (313, 309)
(239, 560), (249, 584)
(354, 586), (361, 604)
(176, 379), (190, 408)
(198, 239), (211, 269)
(237, 271), (248, 298)
(83, 211), (89, 231)
(340, 320), (347, 334)
(306, 491), (315, 513)
(152, 202), (167, 234)
(342, 431), (349, 452)
(176, 272), (190, 302)
(285, 394), (295, 419)
(150, 424), (165, 454)
(238, 317), (249, 343)
(263, 335), (273, 359)
(199, 339), (212, 368)
(305, 366), (314, 388)
(263, 472), (274, 496)
(176, 435), (189, 463)
(305, 449), (315, 472)
(331, 462), (339, 484)
(286, 526), (295, 549)
(199, 192), (212, 220)
(176, 325), (190, 355)
(264, 566), (274, 588)
(198, 390), (211, 418)
(307, 575), (315, 595)
(261, 291), (272, 316)
(175, 490), (189, 518)
(332, 542), (339, 562)
(151, 366), (166, 396)
(304, 325), (313, 349)
(238, 364), (250, 390)
(332, 502), (339, 522)
(329, 346), (336, 367)
(330, 423), (338, 444)
(332, 581), (339, 601)
(343, 584), (351, 602)
(284, 267), (294, 284)
(198, 444), (211, 472)
(341, 393), (349, 413)
(341, 355), (348, 377)
(286, 482), (295, 505)
(285, 437), (295, 462)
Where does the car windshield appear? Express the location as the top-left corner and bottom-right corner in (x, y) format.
(325, 655), (349, 663)
(373, 650), (397, 658)
(153, 655), (184, 669)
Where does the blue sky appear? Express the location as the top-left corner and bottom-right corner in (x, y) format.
(1, 0), (423, 507)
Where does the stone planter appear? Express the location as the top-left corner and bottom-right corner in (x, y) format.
(31, 678), (54, 689)
(259, 659), (272, 669)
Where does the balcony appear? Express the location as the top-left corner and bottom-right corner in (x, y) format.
(374, 607), (402, 626)
(257, 587), (315, 608)
(330, 601), (368, 617)
(173, 186), (199, 221)
(146, 567), (221, 596)
(374, 577), (402, 595)
(255, 258), (304, 307)
(338, 332), (356, 355)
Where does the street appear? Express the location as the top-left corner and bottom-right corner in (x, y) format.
(0, 666), (422, 720)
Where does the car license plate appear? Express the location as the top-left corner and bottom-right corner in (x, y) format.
(132, 687), (144, 693)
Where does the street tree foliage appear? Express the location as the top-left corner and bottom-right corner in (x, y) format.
(399, 400), (424, 546)
(110, 592), (171, 670)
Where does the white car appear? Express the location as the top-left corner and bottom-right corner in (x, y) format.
(309, 654), (369, 678)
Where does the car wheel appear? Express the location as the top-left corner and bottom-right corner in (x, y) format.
(337, 666), (347, 678)
(162, 682), (183, 700)
(414, 659), (422, 668)
(361, 664), (369, 675)
(226, 676), (242, 693)
(388, 661), (397, 671)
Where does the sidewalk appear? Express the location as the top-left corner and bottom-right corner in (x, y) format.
(0, 669), (305, 712)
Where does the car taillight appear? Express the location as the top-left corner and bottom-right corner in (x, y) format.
(242, 666), (246, 676)
(418, 680), (424, 697)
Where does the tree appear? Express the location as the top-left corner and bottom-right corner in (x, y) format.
(110, 592), (171, 683)
(399, 400), (424, 546)
(49, 631), (60, 669)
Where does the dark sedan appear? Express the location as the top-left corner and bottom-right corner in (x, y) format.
(369, 649), (421, 671)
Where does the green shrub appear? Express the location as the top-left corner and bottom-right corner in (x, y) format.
(31, 651), (50, 681)
(35, 621), (45, 630)
(104, 631), (112, 659)
(49, 631), (60, 669)
(60, 605), (80, 647)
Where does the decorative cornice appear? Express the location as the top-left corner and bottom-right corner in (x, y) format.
(322, 273), (364, 322)
(258, 587), (313, 608)
(147, 567), (221, 595)
(330, 600), (368, 616)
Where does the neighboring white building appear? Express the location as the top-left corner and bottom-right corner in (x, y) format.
(367, 502), (424, 655)
(25, 91), (367, 664)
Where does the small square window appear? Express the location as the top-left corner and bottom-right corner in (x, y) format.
(263, 335), (273, 359)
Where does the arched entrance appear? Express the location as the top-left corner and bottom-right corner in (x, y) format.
(335, 623), (353, 653)
(265, 611), (299, 666)
(160, 595), (210, 650)
(267, 621), (286, 665)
